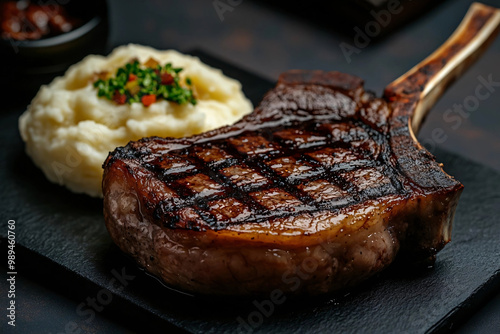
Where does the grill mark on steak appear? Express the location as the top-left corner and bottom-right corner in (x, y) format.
(103, 70), (464, 296)
(106, 72), (422, 230)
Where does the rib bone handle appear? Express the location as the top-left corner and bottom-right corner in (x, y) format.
(385, 2), (500, 135)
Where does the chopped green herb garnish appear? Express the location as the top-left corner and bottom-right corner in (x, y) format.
(93, 58), (197, 107)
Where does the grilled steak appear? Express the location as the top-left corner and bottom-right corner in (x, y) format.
(103, 70), (463, 295)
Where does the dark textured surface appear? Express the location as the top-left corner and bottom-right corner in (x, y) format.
(1, 52), (500, 333)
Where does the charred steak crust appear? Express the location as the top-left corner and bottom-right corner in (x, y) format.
(103, 70), (463, 295)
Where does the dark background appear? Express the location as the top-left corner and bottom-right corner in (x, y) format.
(2, 0), (500, 333)
(105, 0), (500, 172)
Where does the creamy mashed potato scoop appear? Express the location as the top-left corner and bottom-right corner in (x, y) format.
(19, 44), (253, 197)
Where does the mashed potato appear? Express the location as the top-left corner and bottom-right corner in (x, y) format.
(19, 44), (253, 197)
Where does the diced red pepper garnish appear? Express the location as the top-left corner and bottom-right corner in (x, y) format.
(112, 90), (127, 104)
(141, 94), (156, 107)
(161, 73), (174, 85)
(128, 73), (137, 81)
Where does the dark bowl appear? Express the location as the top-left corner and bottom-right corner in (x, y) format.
(0, 0), (109, 101)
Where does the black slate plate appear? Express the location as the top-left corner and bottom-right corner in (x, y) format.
(1, 51), (500, 334)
